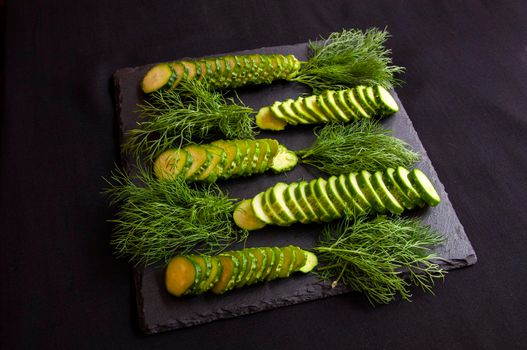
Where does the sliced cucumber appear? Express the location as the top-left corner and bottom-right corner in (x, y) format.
(375, 86), (399, 115)
(384, 168), (415, 210)
(262, 187), (289, 226)
(185, 255), (203, 295)
(323, 90), (349, 122)
(299, 251), (318, 273)
(371, 171), (404, 215)
(267, 247), (284, 281)
(283, 182), (310, 223)
(165, 256), (197, 297)
(268, 182), (297, 224)
(201, 256), (223, 293)
(348, 88), (371, 119)
(251, 192), (274, 225)
(325, 176), (349, 214)
(393, 166), (425, 207)
(303, 95), (330, 123)
(354, 86), (377, 115)
(316, 94), (339, 122)
(183, 145), (210, 179)
(356, 170), (387, 213)
(233, 199), (267, 230)
(255, 106), (288, 131)
(277, 246), (296, 278)
(313, 178), (342, 219)
(344, 173), (372, 214)
(270, 145), (298, 173)
(236, 250), (257, 288)
(335, 174), (367, 216)
(295, 181), (320, 223)
(153, 148), (191, 180)
(408, 168), (441, 206)
(211, 254), (239, 294)
(306, 179), (333, 222)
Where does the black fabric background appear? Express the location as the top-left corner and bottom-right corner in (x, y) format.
(2, 1), (527, 348)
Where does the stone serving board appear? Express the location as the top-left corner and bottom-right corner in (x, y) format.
(113, 43), (477, 334)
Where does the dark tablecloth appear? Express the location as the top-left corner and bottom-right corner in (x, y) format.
(2, 1), (526, 348)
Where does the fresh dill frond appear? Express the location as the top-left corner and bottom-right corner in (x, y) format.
(315, 216), (446, 304)
(296, 120), (420, 174)
(294, 28), (405, 93)
(104, 167), (247, 266)
(123, 79), (257, 161)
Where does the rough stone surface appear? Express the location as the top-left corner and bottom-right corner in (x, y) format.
(113, 43), (477, 334)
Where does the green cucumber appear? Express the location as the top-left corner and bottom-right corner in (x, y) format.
(344, 173), (372, 213)
(201, 256), (223, 293)
(313, 178), (342, 219)
(260, 247), (276, 282)
(268, 182), (297, 224)
(306, 179), (334, 222)
(211, 254), (239, 294)
(226, 251), (248, 286)
(283, 182), (310, 223)
(270, 145), (298, 173)
(408, 168), (441, 206)
(299, 251), (318, 273)
(375, 86), (399, 115)
(295, 181), (320, 223)
(383, 168), (416, 210)
(153, 148), (192, 181)
(267, 247), (284, 281)
(236, 250), (257, 288)
(271, 101), (297, 125)
(251, 192), (274, 225)
(184, 255), (203, 295)
(316, 94), (339, 122)
(302, 95), (330, 123)
(335, 174), (367, 216)
(277, 246), (296, 278)
(347, 88), (371, 119)
(183, 145), (210, 179)
(279, 98), (307, 125)
(371, 171), (404, 215)
(356, 170), (387, 213)
(393, 166), (425, 207)
(354, 86), (377, 115)
(325, 176), (349, 214)
(323, 90), (350, 122)
(262, 187), (289, 226)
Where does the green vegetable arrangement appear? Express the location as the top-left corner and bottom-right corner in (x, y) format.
(153, 120), (419, 183)
(142, 28), (403, 93)
(107, 27), (449, 304)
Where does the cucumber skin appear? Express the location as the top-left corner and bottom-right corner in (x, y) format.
(166, 246), (317, 297)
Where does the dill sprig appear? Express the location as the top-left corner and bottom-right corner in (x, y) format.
(105, 167), (248, 266)
(123, 80), (257, 161)
(297, 120), (420, 174)
(294, 28), (405, 93)
(315, 216), (445, 304)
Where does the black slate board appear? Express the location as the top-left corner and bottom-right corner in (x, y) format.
(113, 43), (477, 334)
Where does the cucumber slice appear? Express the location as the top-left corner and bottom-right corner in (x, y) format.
(165, 256), (197, 297)
(277, 246), (296, 278)
(245, 248), (268, 285)
(313, 178), (342, 219)
(153, 148), (191, 180)
(236, 250), (257, 288)
(260, 247), (276, 282)
(268, 182), (297, 224)
(271, 101), (297, 125)
(371, 171), (404, 215)
(302, 95), (329, 123)
(184, 145), (210, 179)
(346, 88), (370, 119)
(375, 86), (399, 115)
(356, 170), (387, 214)
(210, 140), (241, 178)
(335, 174), (367, 216)
(279, 99), (307, 124)
(201, 256), (223, 293)
(364, 86), (380, 109)
(251, 192), (273, 224)
(212, 254), (240, 294)
(283, 182), (309, 223)
(291, 246), (307, 272)
(195, 145), (227, 182)
(325, 176), (349, 214)
(142, 63), (175, 93)
(295, 181), (320, 223)
(226, 251), (247, 286)
(188, 255), (212, 294)
(408, 168), (441, 206)
(255, 140), (270, 174)
(255, 106), (288, 131)
(262, 187), (289, 226)
(299, 251), (318, 273)
(233, 199), (267, 230)
(267, 247), (284, 281)
(354, 86), (377, 115)
(270, 145), (298, 173)
(316, 94), (338, 121)
(180, 61), (198, 81)
(323, 90), (350, 122)
(344, 173), (372, 213)
(240, 140), (258, 176)
(384, 168), (416, 210)
(184, 255), (203, 295)
(393, 166), (425, 207)
(334, 90), (358, 121)
(306, 179), (333, 222)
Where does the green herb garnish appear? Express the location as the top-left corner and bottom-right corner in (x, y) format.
(294, 28), (405, 93)
(315, 215), (445, 304)
(297, 120), (420, 175)
(105, 167), (247, 266)
(123, 80), (257, 161)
